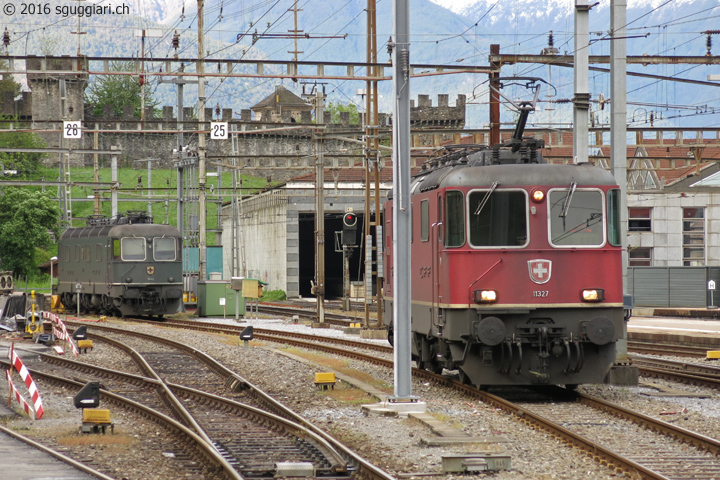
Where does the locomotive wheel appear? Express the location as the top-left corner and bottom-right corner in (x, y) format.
(417, 360), (443, 374)
(429, 361), (444, 375)
(458, 368), (472, 385)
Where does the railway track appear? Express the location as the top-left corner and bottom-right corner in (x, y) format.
(104, 316), (720, 480)
(10, 321), (396, 480)
(628, 341), (710, 358)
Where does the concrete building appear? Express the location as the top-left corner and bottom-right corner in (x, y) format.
(221, 168), (392, 298)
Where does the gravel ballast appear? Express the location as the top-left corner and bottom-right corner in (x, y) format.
(2, 315), (720, 479)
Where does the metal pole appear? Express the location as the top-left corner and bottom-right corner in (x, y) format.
(315, 130), (325, 325)
(343, 246), (350, 311)
(489, 44), (501, 147)
(111, 154), (118, 217)
(93, 125), (100, 215)
(611, 0), (629, 360)
(147, 160), (152, 215)
(197, 0), (207, 282)
(391, 0), (413, 401)
(573, 0), (590, 164)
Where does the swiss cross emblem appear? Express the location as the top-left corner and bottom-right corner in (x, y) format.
(528, 259), (551, 284)
(146, 266), (155, 275)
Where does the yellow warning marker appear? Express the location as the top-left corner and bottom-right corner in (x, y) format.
(314, 372), (336, 390)
(706, 351), (720, 359)
(78, 339), (94, 353)
(81, 408), (113, 434)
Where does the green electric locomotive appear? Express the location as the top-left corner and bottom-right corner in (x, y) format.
(57, 211), (183, 318)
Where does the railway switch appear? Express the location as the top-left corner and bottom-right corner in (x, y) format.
(275, 462), (315, 477)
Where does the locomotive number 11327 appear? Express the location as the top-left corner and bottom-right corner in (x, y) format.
(532, 290), (549, 298)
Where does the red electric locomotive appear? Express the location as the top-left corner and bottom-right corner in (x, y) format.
(382, 98), (638, 388)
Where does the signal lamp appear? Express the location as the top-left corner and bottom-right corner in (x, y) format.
(531, 189), (545, 203)
(240, 326), (254, 340)
(581, 289), (604, 302)
(343, 212), (358, 228)
(341, 212), (358, 246)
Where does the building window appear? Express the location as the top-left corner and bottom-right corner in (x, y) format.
(629, 247), (652, 266)
(628, 207), (651, 232)
(683, 207), (704, 266)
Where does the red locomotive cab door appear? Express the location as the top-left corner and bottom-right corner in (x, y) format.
(432, 195), (445, 329)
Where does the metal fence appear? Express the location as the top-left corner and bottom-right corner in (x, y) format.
(627, 267), (720, 308)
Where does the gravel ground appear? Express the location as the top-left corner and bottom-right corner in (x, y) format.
(3, 316), (720, 480)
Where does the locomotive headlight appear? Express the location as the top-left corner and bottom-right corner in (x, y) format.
(474, 289), (497, 303)
(125, 277), (133, 283)
(168, 277), (174, 283)
(582, 289), (605, 302)
(531, 189), (545, 203)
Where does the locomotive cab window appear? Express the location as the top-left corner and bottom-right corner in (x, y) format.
(153, 237), (177, 261)
(421, 199), (429, 242)
(445, 190), (465, 247)
(468, 189), (527, 247)
(121, 237), (146, 261)
(549, 189), (604, 247)
(607, 189), (621, 246)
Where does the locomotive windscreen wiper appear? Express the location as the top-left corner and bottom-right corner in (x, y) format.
(474, 181), (498, 215)
(559, 182), (577, 229)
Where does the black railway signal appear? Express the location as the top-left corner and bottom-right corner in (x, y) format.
(341, 212), (358, 246)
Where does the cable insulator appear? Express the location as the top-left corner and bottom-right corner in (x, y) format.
(401, 49), (410, 80)
(172, 31), (180, 50)
(548, 31), (554, 48)
(707, 34), (712, 56)
(3, 28), (10, 47)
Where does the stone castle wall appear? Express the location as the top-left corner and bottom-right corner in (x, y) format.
(3, 63), (466, 182)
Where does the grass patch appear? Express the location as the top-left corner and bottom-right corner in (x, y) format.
(427, 411), (465, 430)
(57, 431), (139, 451)
(322, 383), (375, 405)
(284, 347), (393, 393)
(262, 289), (287, 301)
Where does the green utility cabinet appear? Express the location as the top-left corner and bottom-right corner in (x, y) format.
(197, 280), (245, 317)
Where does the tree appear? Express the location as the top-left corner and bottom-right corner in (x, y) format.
(0, 129), (47, 177)
(324, 101), (360, 124)
(0, 60), (19, 100)
(85, 61), (159, 117)
(0, 65), (47, 177)
(0, 188), (60, 277)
